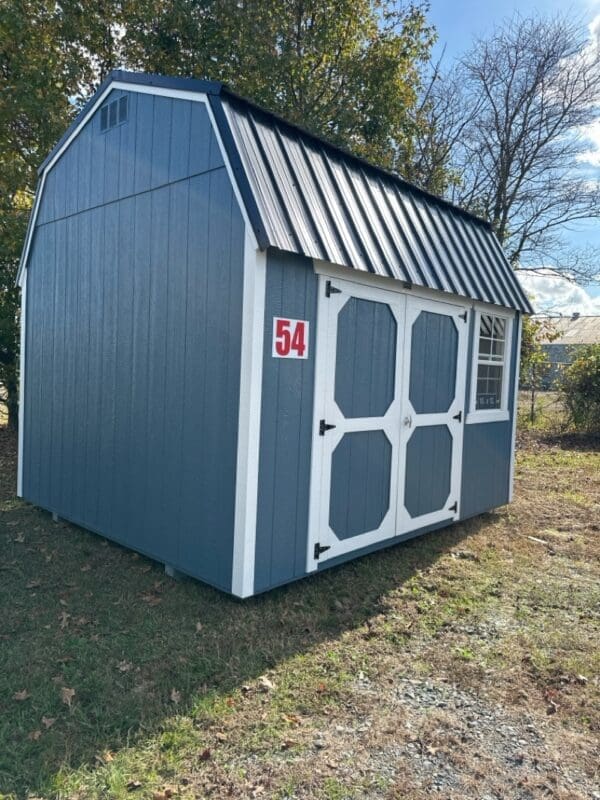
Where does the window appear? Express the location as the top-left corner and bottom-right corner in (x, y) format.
(468, 310), (513, 422)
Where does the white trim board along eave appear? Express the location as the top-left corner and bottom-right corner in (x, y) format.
(16, 79), (260, 287)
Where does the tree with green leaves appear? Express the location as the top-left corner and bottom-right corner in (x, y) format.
(0, 0), (92, 428)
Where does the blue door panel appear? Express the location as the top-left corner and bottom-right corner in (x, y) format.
(409, 311), (458, 413)
(329, 430), (392, 539)
(334, 298), (396, 418)
(404, 425), (452, 517)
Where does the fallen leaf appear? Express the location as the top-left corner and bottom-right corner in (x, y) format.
(195, 622), (203, 633)
(126, 780), (142, 792)
(59, 611), (71, 629)
(61, 686), (76, 707)
(170, 688), (181, 704)
(141, 593), (162, 606)
(199, 748), (211, 761)
(13, 689), (30, 701)
(95, 750), (114, 764)
(42, 716), (56, 729)
(258, 675), (275, 691)
(576, 674), (588, 685)
(215, 732), (227, 742)
(28, 730), (42, 741)
(14, 532), (25, 543)
(117, 660), (133, 673)
(59, 598), (68, 607)
(26, 579), (41, 589)
(80, 563), (91, 572)
(152, 793), (167, 800)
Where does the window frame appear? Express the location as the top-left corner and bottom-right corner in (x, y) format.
(467, 308), (514, 424)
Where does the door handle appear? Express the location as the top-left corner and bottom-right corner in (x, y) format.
(403, 415), (412, 428)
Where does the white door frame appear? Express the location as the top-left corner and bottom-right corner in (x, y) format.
(396, 295), (469, 533)
(306, 271), (472, 573)
(306, 274), (406, 571)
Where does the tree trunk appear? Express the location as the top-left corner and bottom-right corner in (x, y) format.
(5, 379), (19, 431)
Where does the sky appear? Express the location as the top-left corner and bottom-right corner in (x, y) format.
(425, 0), (600, 315)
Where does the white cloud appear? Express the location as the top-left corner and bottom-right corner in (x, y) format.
(517, 269), (600, 315)
(578, 118), (600, 167)
(574, 14), (600, 166)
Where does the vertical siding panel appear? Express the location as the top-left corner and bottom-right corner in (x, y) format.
(24, 232), (44, 502)
(169, 99), (191, 183)
(164, 181), (189, 561)
(89, 112), (106, 209)
(77, 123), (92, 213)
(143, 186), (171, 557)
(53, 157), (67, 221)
(118, 92), (137, 198)
(134, 93), (154, 195)
(104, 122), (122, 205)
(100, 203), (120, 533)
(254, 251), (318, 593)
(112, 198), (135, 540)
(76, 212), (93, 523)
(50, 220), (67, 509)
(64, 136), (78, 218)
(85, 207), (104, 528)
(179, 173), (210, 575)
(188, 103), (209, 174)
(151, 97), (172, 189)
(128, 193), (152, 538)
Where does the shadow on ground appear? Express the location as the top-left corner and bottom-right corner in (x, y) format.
(0, 427), (487, 797)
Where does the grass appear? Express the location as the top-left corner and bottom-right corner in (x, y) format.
(0, 412), (599, 799)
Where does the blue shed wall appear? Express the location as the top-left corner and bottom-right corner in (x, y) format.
(254, 250), (319, 594)
(23, 90), (245, 592)
(253, 262), (520, 594)
(460, 312), (520, 519)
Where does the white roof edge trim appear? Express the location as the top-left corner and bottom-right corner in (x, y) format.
(16, 80), (258, 285)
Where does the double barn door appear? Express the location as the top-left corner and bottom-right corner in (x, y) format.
(308, 275), (468, 568)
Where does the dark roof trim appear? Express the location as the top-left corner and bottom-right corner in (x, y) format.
(207, 93), (270, 249)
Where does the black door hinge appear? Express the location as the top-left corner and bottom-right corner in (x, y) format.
(459, 311), (468, 322)
(448, 501), (458, 513)
(452, 410), (463, 422)
(319, 419), (336, 435)
(325, 280), (341, 297)
(314, 542), (331, 560)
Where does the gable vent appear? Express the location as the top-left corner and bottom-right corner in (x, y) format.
(100, 95), (128, 132)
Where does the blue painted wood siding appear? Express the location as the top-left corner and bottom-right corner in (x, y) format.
(460, 313), (520, 518)
(254, 251), (318, 594)
(23, 91), (244, 592)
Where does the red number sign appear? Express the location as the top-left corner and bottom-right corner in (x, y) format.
(272, 317), (309, 359)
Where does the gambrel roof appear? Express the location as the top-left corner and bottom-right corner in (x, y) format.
(20, 70), (533, 313)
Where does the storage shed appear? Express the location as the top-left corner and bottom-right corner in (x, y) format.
(17, 71), (533, 598)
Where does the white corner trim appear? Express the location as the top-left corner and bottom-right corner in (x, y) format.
(17, 270), (27, 497)
(466, 308), (514, 425)
(231, 232), (266, 598)
(16, 78), (259, 286)
(508, 314), (523, 502)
